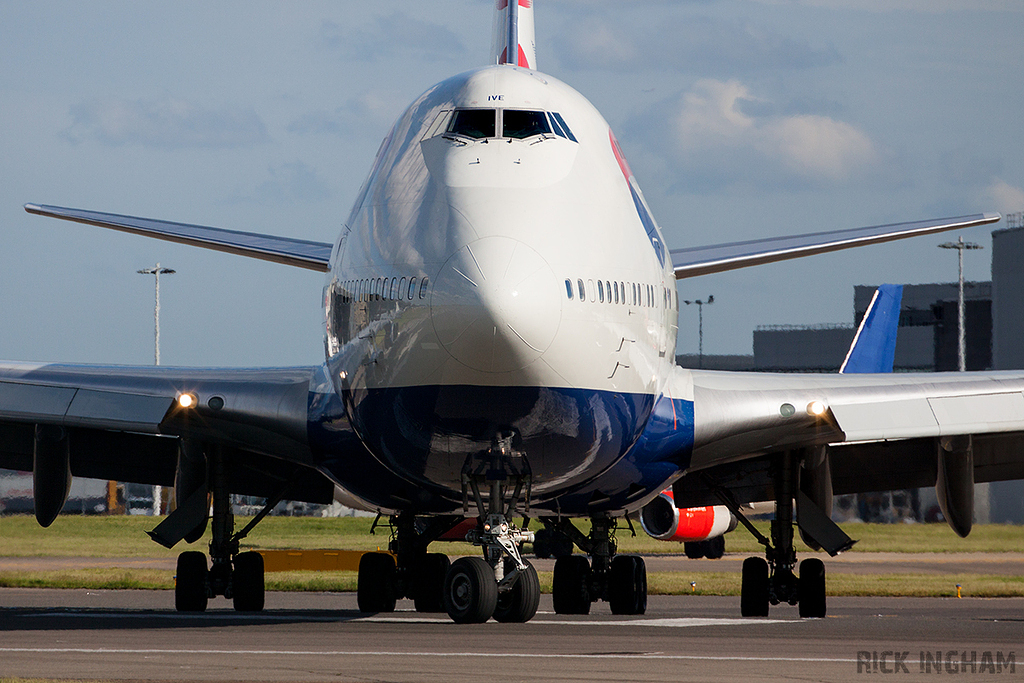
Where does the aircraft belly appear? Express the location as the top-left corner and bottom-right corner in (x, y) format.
(346, 383), (653, 501)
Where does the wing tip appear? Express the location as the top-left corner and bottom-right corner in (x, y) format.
(24, 203), (43, 214)
(983, 211), (1002, 223)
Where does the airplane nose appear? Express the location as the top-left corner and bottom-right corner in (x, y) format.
(431, 236), (561, 373)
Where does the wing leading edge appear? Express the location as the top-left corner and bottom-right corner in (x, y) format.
(25, 204), (333, 272)
(670, 213), (1000, 279)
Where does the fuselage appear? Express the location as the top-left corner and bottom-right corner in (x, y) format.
(314, 65), (692, 514)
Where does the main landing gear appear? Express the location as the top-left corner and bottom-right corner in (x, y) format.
(541, 515), (647, 616)
(716, 450), (854, 619)
(155, 445), (283, 613)
(356, 434), (541, 623)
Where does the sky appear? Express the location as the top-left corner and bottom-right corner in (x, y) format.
(2, 0), (1022, 366)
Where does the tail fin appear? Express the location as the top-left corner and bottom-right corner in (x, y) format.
(492, 0), (536, 69)
(839, 284), (903, 374)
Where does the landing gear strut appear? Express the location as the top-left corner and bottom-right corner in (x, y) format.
(170, 445), (283, 613)
(544, 515), (647, 616)
(355, 434), (541, 623)
(356, 512), (463, 614)
(444, 434), (539, 623)
(719, 450), (853, 619)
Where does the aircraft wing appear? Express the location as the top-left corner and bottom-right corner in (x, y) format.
(670, 213), (1000, 279)
(0, 361), (335, 512)
(678, 368), (1024, 510)
(24, 204), (333, 272)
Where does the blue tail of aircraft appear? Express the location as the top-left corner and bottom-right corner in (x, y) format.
(839, 284), (903, 374)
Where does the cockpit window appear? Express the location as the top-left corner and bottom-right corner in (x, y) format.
(550, 112), (577, 142)
(502, 110), (551, 139)
(448, 109), (496, 139)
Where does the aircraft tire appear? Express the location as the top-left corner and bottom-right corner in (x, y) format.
(740, 556), (770, 617)
(704, 536), (726, 560)
(493, 560), (540, 623)
(357, 551), (397, 613)
(798, 558), (826, 618)
(443, 557), (498, 624)
(552, 555), (591, 615)
(532, 528), (552, 559)
(413, 553), (450, 613)
(232, 551), (265, 612)
(684, 542), (706, 559)
(175, 551), (208, 613)
(608, 555), (647, 615)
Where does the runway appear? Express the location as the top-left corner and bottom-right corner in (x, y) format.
(1, 589), (1020, 682)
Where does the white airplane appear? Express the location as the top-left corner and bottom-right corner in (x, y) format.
(4, 2), (1019, 624)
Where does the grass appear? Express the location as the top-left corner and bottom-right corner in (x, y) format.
(2, 514), (1023, 556)
(2, 514), (1023, 595)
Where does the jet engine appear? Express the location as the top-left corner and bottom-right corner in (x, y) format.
(639, 490), (736, 543)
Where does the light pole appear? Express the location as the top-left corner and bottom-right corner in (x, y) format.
(137, 263), (176, 366)
(683, 295), (714, 369)
(137, 263), (174, 516)
(937, 237), (982, 372)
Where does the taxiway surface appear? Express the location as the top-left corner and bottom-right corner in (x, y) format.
(0, 589), (1020, 682)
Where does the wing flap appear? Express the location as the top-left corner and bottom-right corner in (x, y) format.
(671, 213), (1000, 279)
(927, 392), (1024, 435)
(25, 203), (333, 272)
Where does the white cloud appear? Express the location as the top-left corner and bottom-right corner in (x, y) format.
(764, 115), (878, 180)
(554, 14), (840, 74)
(668, 79), (879, 184)
(985, 178), (1024, 215)
(65, 98), (268, 149)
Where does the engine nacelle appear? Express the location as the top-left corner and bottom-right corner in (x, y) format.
(639, 490), (736, 542)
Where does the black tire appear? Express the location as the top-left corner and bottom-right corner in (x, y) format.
(443, 557), (498, 624)
(551, 532), (575, 558)
(175, 551), (208, 613)
(493, 561), (541, 623)
(740, 556), (770, 617)
(232, 551), (265, 613)
(552, 555), (591, 615)
(532, 528), (552, 559)
(798, 558), (827, 618)
(413, 553), (450, 613)
(357, 552), (397, 613)
(704, 536), (726, 560)
(684, 542), (706, 559)
(608, 555), (647, 615)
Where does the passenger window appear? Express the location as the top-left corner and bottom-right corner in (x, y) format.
(399, 277), (407, 299)
(448, 109), (496, 139)
(598, 280), (604, 303)
(564, 279), (573, 300)
(419, 277), (429, 299)
(587, 279), (595, 302)
(502, 110), (550, 139)
(408, 277), (416, 300)
(577, 279), (585, 301)
(613, 282), (619, 304)
(390, 277), (398, 300)
(606, 281), (612, 304)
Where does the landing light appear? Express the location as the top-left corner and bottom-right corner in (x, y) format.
(807, 400), (827, 417)
(177, 393), (197, 409)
